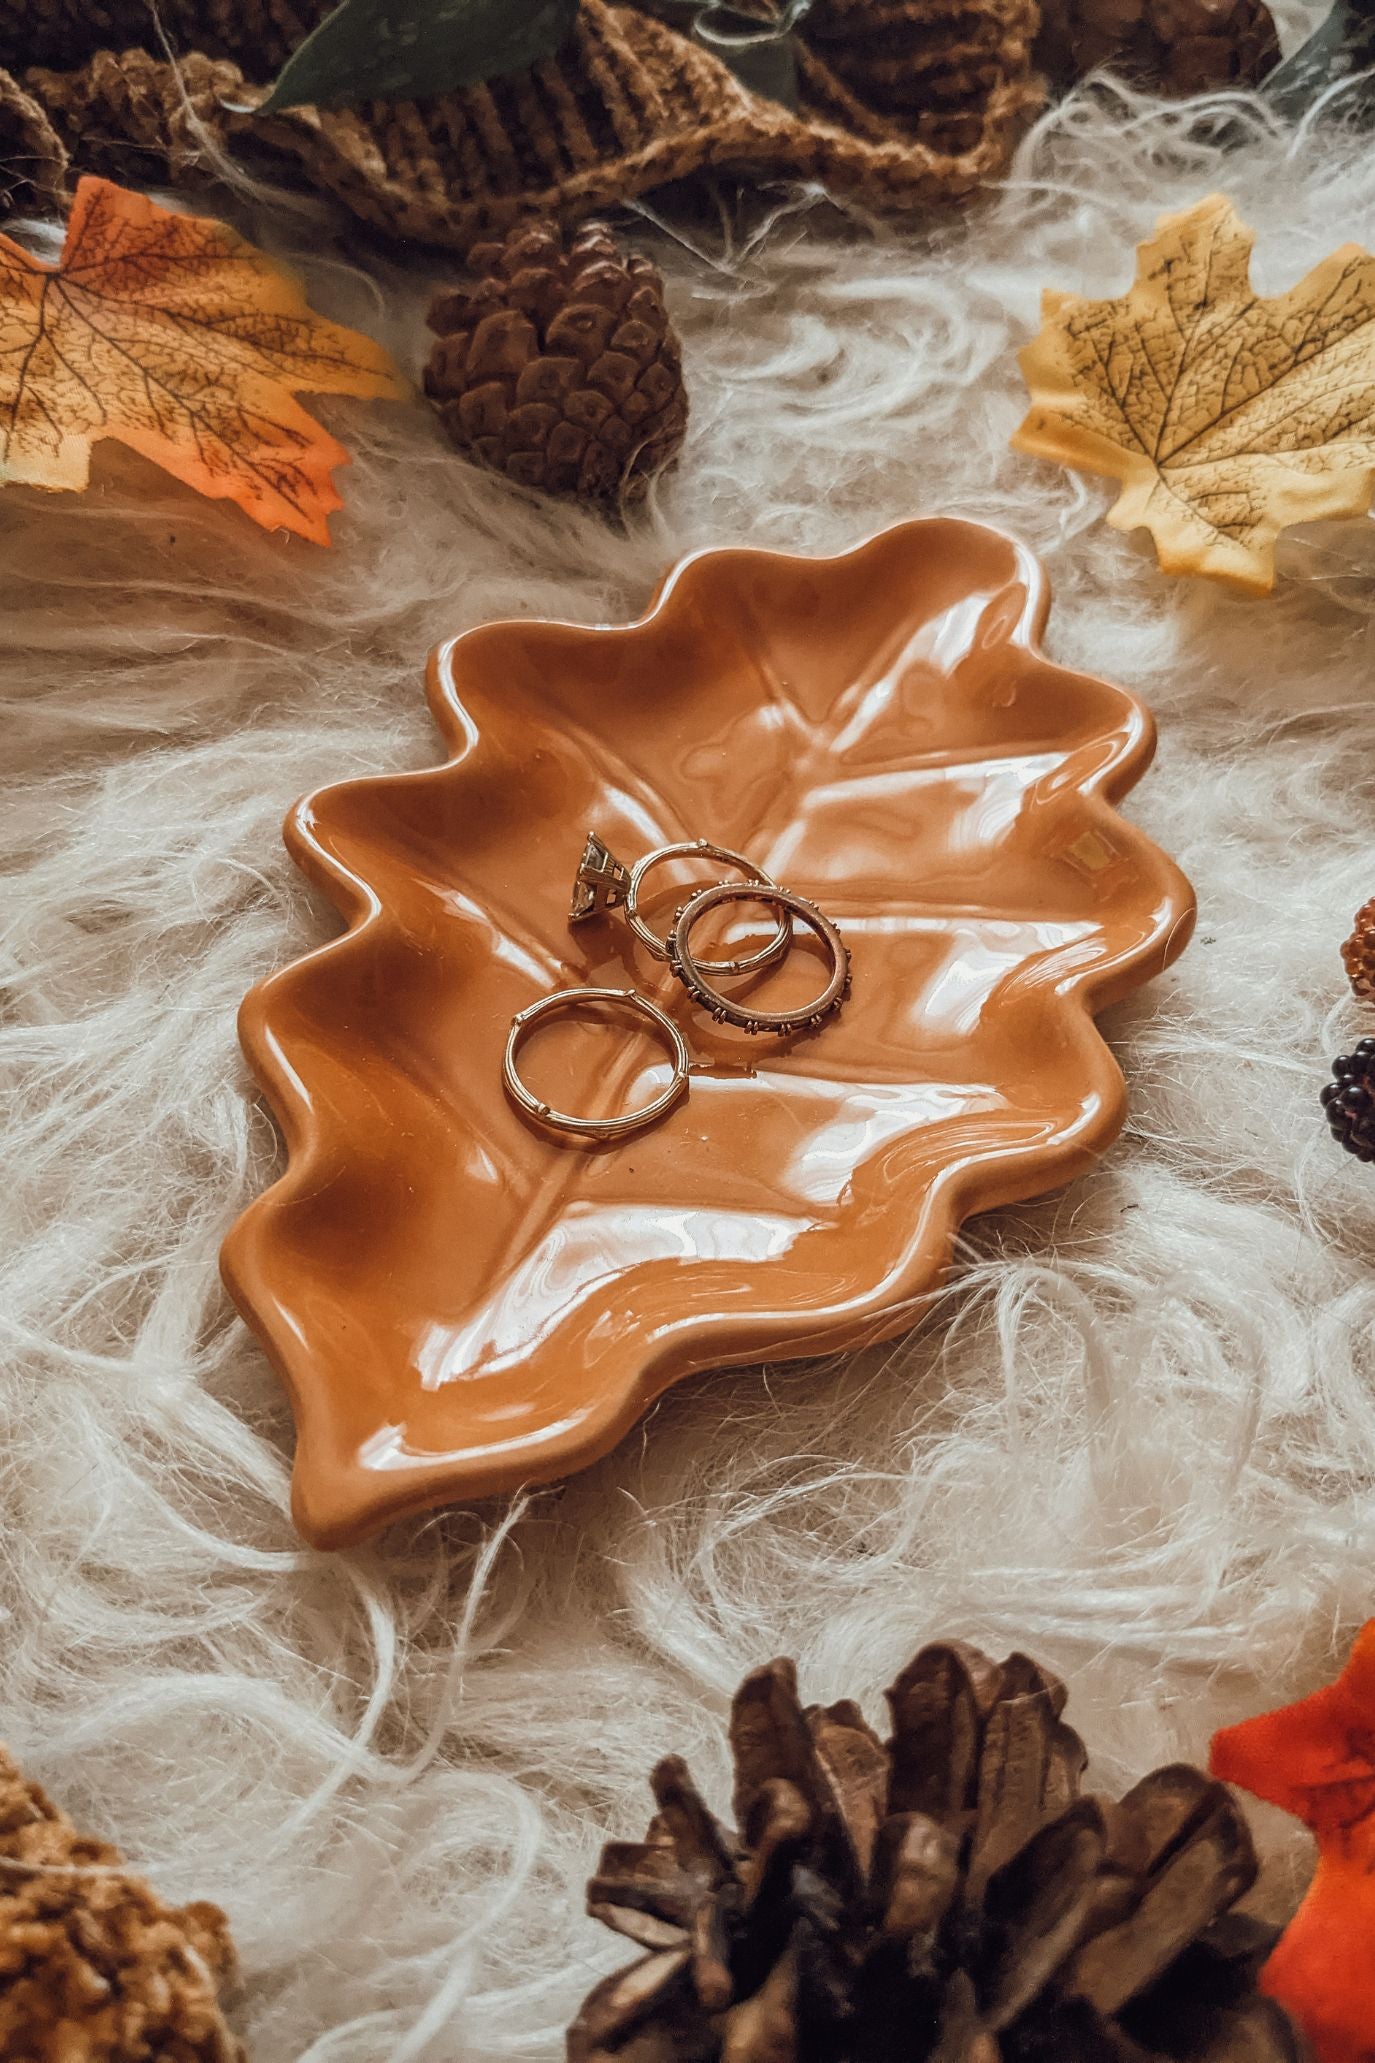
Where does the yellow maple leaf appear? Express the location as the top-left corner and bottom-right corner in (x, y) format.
(1013, 192), (1375, 595)
(0, 176), (406, 544)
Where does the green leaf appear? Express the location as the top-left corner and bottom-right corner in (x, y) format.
(632, 0), (814, 107)
(692, 1), (812, 108)
(1262, 0), (1375, 122)
(259, 0), (579, 113)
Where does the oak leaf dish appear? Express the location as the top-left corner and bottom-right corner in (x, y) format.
(221, 520), (1194, 1547)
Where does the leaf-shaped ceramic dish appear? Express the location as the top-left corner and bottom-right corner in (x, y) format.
(223, 520), (1194, 1548)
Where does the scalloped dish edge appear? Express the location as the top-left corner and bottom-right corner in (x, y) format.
(221, 522), (1196, 1547)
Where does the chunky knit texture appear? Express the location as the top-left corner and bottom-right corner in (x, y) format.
(0, 0), (1043, 252)
(0, 1746), (242, 2062)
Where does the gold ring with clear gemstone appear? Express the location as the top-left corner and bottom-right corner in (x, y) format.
(570, 833), (791, 976)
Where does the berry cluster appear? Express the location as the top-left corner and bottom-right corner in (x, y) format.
(1343, 896), (1375, 1003)
(1321, 1039), (1375, 1161)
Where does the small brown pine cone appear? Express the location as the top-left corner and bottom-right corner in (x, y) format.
(0, 1743), (243, 2062)
(1342, 897), (1375, 1003)
(1036, 0), (1281, 94)
(424, 219), (688, 511)
(568, 1641), (1307, 2063)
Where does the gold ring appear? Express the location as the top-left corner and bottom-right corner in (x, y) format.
(503, 986), (691, 1140)
(667, 883), (851, 1036)
(570, 833), (790, 976)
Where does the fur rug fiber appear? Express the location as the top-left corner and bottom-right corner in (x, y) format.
(5, 8), (1375, 2056)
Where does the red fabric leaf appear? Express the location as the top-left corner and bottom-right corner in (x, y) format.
(1211, 1621), (1375, 2063)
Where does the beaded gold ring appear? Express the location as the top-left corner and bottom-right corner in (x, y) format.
(667, 883), (851, 1036)
(503, 987), (690, 1140)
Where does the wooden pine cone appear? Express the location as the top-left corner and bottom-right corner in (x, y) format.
(568, 1640), (1306, 2063)
(424, 219), (688, 510)
(1036, 0), (1281, 94)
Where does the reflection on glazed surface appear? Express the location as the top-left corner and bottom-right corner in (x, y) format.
(221, 519), (1194, 1547)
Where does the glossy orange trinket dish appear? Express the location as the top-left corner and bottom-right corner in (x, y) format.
(222, 520), (1194, 1548)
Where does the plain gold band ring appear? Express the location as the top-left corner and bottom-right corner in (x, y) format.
(667, 883), (851, 1036)
(503, 986), (691, 1140)
(626, 839), (791, 975)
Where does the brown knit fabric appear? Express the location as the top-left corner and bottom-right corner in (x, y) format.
(0, 0), (1043, 252)
(0, 1742), (243, 2061)
(0, 69), (66, 213)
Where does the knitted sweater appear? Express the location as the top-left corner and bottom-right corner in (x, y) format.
(0, 0), (1042, 250)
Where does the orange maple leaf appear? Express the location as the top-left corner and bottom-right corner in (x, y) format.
(1211, 1621), (1375, 2063)
(0, 176), (405, 543)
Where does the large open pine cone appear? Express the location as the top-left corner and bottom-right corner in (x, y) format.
(1036, 0), (1280, 94)
(424, 220), (688, 509)
(569, 1641), (1305, 2063)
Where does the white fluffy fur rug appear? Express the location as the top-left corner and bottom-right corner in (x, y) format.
(6, 9), (1375, 2056)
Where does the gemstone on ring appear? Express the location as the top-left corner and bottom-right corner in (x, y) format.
(569, 832), (632, 924)
(569, 833), (792, 977)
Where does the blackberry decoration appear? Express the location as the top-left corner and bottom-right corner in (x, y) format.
(1322, 1039), (1375, 1161)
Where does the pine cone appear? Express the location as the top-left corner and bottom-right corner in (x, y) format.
(1036, 0), (1281, 94)
(1341, 896), (1375, 1003)
(569, 1641), (1306, 2063)
(424, 220), (688, 510)
(0, 1742), (243, 2061)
